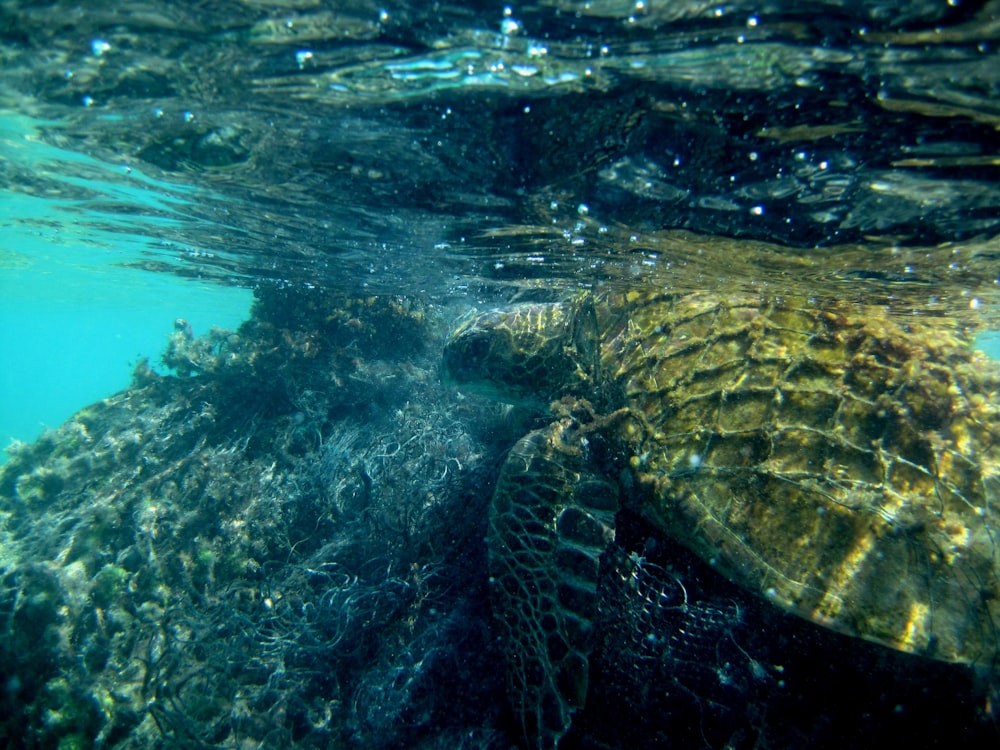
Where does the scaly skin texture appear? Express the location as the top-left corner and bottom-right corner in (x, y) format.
(445, 289), (1000, 748)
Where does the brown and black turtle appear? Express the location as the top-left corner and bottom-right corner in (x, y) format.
(443, 287), (1000, 748)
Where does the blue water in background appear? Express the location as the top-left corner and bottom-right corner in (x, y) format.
(0, 251), (250, 461)
(0, 111), (251, 461)
(982, 332), (1000, 359)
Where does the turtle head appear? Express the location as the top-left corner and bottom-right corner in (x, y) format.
(443, 300), (596, 405)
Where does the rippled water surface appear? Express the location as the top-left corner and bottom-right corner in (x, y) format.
(2, 1), (1000, 748)
(4, 1), (1000, 279)
(4, 0), (1000, 442)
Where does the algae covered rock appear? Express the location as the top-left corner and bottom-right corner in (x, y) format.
(0, 293), (507, 749)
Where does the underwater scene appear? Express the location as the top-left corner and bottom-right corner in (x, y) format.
(2, 1), (1000, 748)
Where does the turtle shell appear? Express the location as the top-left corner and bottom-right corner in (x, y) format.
(445, 288), (1000, 747)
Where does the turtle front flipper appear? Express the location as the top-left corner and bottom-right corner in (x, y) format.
(489, 417), (619, 748)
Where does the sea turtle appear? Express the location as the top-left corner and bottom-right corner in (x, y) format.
(443, 287), (1000, 748)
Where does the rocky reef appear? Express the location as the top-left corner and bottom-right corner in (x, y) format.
(0, 287), (520, 749)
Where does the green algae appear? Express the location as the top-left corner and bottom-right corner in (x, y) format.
(0, 289), (509, 749)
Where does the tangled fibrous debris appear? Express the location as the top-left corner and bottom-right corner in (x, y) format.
(0, 292), (514, 749)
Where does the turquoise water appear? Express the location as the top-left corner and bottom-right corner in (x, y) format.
(981, 332), (1000, 360)
(0, 111), (250, 460)
(0, 245), (250, 459)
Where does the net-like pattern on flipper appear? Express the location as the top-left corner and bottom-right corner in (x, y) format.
(598, 291), (1000, 667)
(488, 419), (618, 750)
